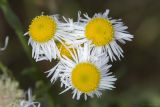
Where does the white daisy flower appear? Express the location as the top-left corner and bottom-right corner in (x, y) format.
(65, 9), (133, 61)
(50, 43), (117, 100)
(24, 14), (73, 61)
(0, 36), (9, 51)
(19, 89), (40, 107)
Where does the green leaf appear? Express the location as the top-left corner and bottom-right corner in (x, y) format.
(0, 0), (34, 65)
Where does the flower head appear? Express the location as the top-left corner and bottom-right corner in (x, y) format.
(47, 43), (117, 100)
(65, 9), (133, 61)
(24, 14), (73, 61)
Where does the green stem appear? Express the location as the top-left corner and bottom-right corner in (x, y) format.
(0, 0), (34, 65)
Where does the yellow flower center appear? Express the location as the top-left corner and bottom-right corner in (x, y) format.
(57, 43), (73, 59)
(71, 62), (100, 93)
(85, 18), (114, 46)
(29, 15), (57, 43)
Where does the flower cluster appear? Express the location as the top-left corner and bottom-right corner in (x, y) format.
(0, 75), (40, 107)
(25, 9), (133, 100)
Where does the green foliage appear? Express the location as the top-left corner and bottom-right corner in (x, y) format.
(0, 0), (33, 64)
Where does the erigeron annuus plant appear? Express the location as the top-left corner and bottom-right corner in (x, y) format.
(24, 9), (133, 100)
(24, 14), (74, 62)
(65, 9), (133, 61)
(55, 43), (116, 100)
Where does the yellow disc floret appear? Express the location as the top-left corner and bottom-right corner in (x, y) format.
(71, 62), (100, 93)
(29, 15), (57, 43)
(57, 43), (73, 59)
(85, 18), (114, 46)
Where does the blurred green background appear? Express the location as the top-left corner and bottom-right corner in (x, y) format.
(0, 0), (160, 107)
